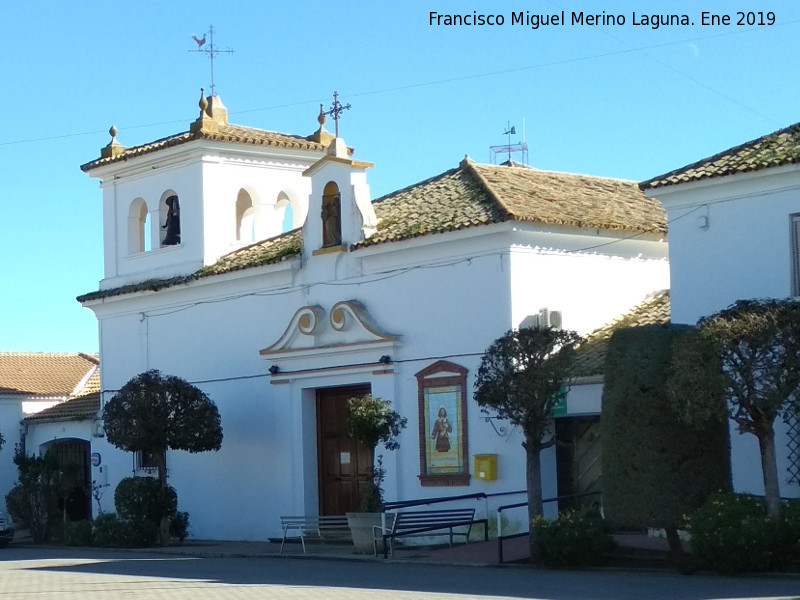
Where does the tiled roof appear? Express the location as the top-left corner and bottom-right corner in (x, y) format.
(77, 229), (302, 303)
(641, 122), (800, 190)
(357, 158), (666, 248)
(24, 392), (100, 423)
(0, 353), (99, 397)
(357, 166), (507, 247)
(78, 159), (665, 302)
(81, 124), (328, 172)
(574, 290), (671, 378)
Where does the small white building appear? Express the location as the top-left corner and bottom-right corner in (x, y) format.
(72, 93), (669, 540)
(0, 352), (99, 516)
(642, 123), (800, 499)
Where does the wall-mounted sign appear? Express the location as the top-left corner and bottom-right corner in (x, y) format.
(91, 453), (101, 467)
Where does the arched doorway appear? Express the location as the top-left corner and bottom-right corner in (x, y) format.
(45, 438), (92, 521)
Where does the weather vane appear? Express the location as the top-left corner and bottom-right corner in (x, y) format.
(325, 91), (351, 138)
(189, 25), (234, 97)
(503, 121), (516, 164)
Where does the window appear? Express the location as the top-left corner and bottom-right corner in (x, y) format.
(160, 193), (180, 247)
(127, 199), (148, 254)
(236, 189), (256, 242)
(416, 361), (470, 486)
(134, 450), (159, 476)
(321, 182), (342, 247)
(792, 214), (800, 296)
(276, 191), (294, 233)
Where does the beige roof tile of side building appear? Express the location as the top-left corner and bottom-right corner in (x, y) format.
(641, 122), (800, 190)
(573, 290), (671, 378)
(23, 392), (101, 423)
(0, 352), (99, 397)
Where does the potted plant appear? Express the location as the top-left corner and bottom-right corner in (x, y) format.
(344, 393), (407, 554)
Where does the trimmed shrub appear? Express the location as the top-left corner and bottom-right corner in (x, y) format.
(687, 493), (777, 574)
(603, 326), (731, 535)
(115, 477), (178, 525)
(778, 500), (800, 571)
(63, 520), (94, 546)
(92, 513), (159, 548)
(170, 511), (190, 543)
(531, 510), (616, 567)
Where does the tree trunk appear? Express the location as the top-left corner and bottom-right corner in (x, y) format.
(756, 425), (782, 521)
(156, 449), (170, 546)
(525, 440), (544, 563)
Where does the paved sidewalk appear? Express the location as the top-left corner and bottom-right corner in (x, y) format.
(124, 532), (668, 567)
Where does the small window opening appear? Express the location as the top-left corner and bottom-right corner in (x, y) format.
(321, 182), (342, 247)
(128, 199), (148, 254)
(236, 190), (256, 242)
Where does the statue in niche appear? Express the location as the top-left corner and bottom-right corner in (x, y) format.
(162, 195), (181, 246)
(321, 192), (342, 247)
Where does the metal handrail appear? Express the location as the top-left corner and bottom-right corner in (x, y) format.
(497, 490), (602, 564)
(383, 492), (487, 511)
(383, 489), (527, 511)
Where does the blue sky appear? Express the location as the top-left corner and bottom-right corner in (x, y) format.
(3, 0), (799, 352)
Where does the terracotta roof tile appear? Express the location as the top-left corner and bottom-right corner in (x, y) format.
(470, 161), (666, 234)
(77, 229), (302, 303)
(574, 290), (671, 378)
(81, 124), (328, 172)
(359, 167), (508, 247)
(0, 353), (99, 397)
(24, 392), (100, 423)
(356, 159), (665, 249)
(78, 159), (665, 301)
(641, 122), (800, 190)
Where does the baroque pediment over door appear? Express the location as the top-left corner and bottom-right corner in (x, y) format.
(259, 301), (399, 382)
(261, 300), (397, 353)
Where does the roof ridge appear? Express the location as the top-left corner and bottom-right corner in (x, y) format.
(458, 156), (515, 220)
(641, 121), (800, 190)
(370, 166), (462, 205)
(0, 351), (94, 357)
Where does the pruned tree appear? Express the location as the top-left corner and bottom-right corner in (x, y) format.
(103, 370), (223, 542)
(669, 299), (800, 520)
(603, 325), (730, 564)
(474, 326), (581, 561)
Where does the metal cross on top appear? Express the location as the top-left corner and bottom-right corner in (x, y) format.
(326, 91), (351, 138)
(189, 25), (234, 97)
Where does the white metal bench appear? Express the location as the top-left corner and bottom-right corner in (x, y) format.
(279, 515), (351, 553)
(375, 508), (488, 558)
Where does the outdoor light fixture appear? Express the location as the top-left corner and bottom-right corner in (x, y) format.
(378, 355), (392, 365)
(268, 365), (280, 375)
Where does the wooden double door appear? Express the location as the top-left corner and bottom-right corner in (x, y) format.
(317, 386), (373, 515)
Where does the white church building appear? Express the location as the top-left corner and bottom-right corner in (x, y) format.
(59, 92), (670, 541)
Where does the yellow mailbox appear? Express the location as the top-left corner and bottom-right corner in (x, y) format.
(474, 454), (497, 481)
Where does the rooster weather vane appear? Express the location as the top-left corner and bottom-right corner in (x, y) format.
(189, 26), (234, 97)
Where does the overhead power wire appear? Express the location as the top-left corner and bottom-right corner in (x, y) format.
(2, 20), (797, 148)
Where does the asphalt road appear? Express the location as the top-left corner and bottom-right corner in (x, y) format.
(0, 546), (797, 600)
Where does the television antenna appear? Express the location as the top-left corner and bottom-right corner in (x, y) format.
(490, 119), (529, 166)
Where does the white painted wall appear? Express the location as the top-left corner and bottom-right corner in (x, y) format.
(647, 165), (800, 499)
(0, 398), (24, 513)
(91, 142), (323, 291)
(80, 131), (671, 540)
(508, 227), (669, 335)
(0, 395), (77, 514)
(82, 212), (670, 540)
